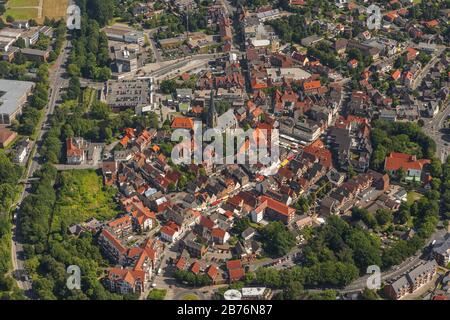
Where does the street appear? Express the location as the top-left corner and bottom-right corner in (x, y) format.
(10, 40), (71, 296)
(423, 102), (450, 163)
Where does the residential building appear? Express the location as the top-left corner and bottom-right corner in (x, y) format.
(384, 260), (437, 300)
(0, 127), (17, 148)
(384, 152), (431, 182)
(433, 234), (450, 266)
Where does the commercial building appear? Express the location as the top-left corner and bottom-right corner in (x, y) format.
(103, 26), (145, 46)
(105, 78), (155, 113)
(113, 49), (138, 73)
(20, 48), (50, 62)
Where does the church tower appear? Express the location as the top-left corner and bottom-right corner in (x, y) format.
(207, 90), (218, 129)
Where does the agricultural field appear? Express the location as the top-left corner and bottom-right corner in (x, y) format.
(41, 0), (68, 23)
(51, 169), (120, 231)
(3, 0), (68, 24)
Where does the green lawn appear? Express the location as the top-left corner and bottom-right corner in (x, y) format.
(52, 170), (120, 230)
(407, 191), (423, 206)
(4, 8), (38, 20)
(81, 88), (98, 112)
(147, 289), (167, 300)
(7, 0), (40, 7)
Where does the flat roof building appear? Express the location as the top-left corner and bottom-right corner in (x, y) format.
(0, 79), (35, 125)
(103, 26), (145, 46)
(106, 79), (155, 114)
(20, 48), (50, 62)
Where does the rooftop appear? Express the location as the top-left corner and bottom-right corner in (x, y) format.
(0, 79), (35, 116)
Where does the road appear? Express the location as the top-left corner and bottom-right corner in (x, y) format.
(144, 28), (163, 63)
(248, 247), (302, 272)
(423, 102), (450, 162)
(411, 46), (446, 90)
(10, 40), (71, 297)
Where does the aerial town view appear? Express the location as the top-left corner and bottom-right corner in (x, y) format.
(0, 0), (449, 308)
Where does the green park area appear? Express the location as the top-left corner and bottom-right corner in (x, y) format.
(52, 169), (120, 231)
(148, 289), (167, 300)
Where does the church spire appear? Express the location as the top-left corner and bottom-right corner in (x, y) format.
(207, 90), (218, 129)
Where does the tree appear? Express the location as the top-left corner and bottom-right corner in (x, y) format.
(260, 222), (296, 257)
(360, 288), (381, 300)
(160, 79), (177, 94)
(90, 102), (111, 120)
(66, 77), (81, 101)
(284, 281), (303, 299)
(84, 0), (115, 27)
(375, 209), (392, 227)
(14, 38), (26, 49)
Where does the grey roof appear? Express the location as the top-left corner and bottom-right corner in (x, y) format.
(389, 260), (438, 294)
(433, 233), (450, 255)
(390, 275), (410, 294)
(0, 79), (34, 116)
(21, 48), (49, 56)
(241, 227), (255, 239)
(406, 260), (437, 283)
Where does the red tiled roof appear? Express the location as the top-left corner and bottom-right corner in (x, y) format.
(176, 256), (186, 270)
(190, 261), (201, 274)
(259, 196), (296, 217)
(392, 69), (401, 80)
(206, 264), (218, 280)
(124, 128), (135, 138)
(66, 138), (82, 157)
(384, 152), (431, 171)
(108, 215), (132, 229)
(226, 259), (242, 270)
(212, 228), (226, 239)
(108, 268), (145, 286)
(424, 20), (439, 28)
(160, 225), (177, 237)
(406, 47), (418, 57)
(100, 229), (127, 254)
(120, 136), (129, 147)
(199, 216), (215, 230)
(303, 80), (321, 90)
(229, 268), (245, 281)
(171, 117), (194, 129)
